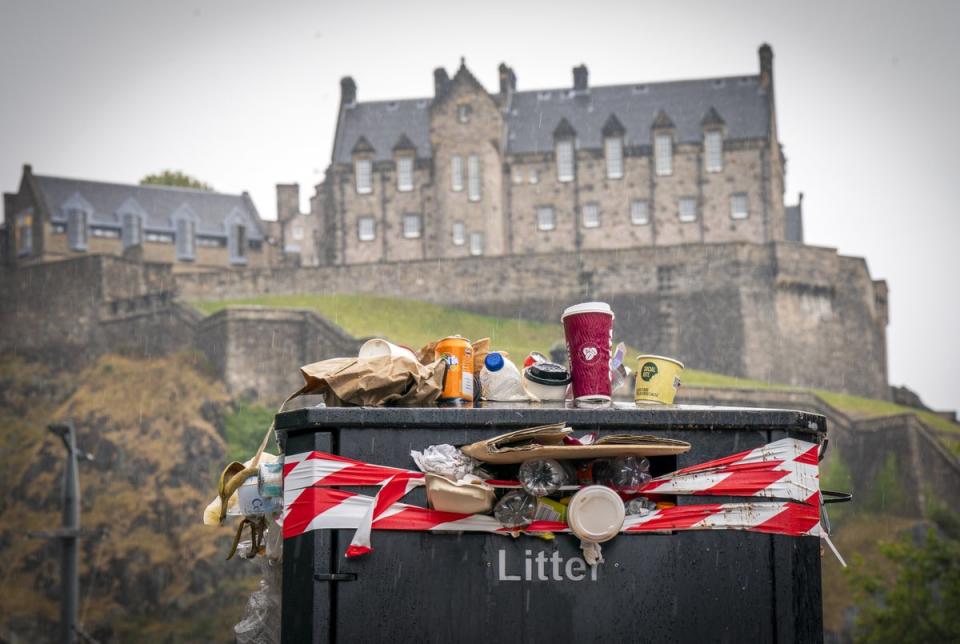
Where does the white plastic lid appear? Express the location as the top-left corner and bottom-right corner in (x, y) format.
(567, 485), (625, 543)
(561, 302), (614, 321)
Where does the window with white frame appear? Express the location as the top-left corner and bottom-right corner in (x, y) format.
(529, 169), (539, 184)
(512, 168), (524, 184)
(630, 200), (649, 225)
(730, 193), (749, 219)
(678, 197), (697, 223)
(176, 218), (196, 260)
(91, 227), (120, 239)
(122, 213), (143, 249)
(355, 159), (373, 194)
(467, 154), (481, 201)
(67, 209), (88, 251)
(469, 231), (484, 256)
(705, 130), (723, 173)
(537, 206), (555, 231)
(655, 134), (673, 176)
(15, 212), (33, 256)
(452, 221), (466, 246)
(145, 231), (174, 243)
(397, 157), (414, 192)
(556, 140), (575, 182)
(605, 137), (624, 179)
(292, 226), (304, 240)
(402, 213), (421, 239)
(457, 104), (471, 123)
(451, 156), (463, 192)
(357, 216), (376, 241)
(582, 202), (600, 228)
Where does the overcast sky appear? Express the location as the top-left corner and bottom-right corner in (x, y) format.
(2, 0), (958, 411)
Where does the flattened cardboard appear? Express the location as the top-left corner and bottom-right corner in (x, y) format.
(460, 424), (691, 464)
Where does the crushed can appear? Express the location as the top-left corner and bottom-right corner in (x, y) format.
(434, 336), (474, 402)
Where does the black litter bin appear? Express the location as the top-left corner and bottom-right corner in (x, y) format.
(276, 404), (826, 644)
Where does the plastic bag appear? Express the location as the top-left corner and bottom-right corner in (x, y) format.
(411, 444), (482, 481)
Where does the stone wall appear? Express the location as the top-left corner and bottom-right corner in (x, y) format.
(174, 241), (889, 399)
(195, 307), (361, 400)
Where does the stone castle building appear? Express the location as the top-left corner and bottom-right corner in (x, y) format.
(2, 165), (271, 271)
(279, 44), (803, 266)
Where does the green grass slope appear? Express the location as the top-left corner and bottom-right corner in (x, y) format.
(193, 293), (959, 438)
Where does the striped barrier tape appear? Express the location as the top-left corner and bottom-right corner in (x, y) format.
(281, 437), (825, 557)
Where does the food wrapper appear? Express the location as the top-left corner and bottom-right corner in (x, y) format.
(295, 353), (445, 406)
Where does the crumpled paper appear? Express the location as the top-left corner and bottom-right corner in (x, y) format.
(296, 353), (446, 406)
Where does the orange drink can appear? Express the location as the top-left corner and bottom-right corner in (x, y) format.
(434, 336), (474, 402)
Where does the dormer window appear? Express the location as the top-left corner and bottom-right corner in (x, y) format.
(554, 118), (577, 183)
(457, 104), (471, 123)
(67, 209), (88, 251)
(556, 140), (574, 182)
(655, 135), (673, 176)
(705, 130), (723, 173)
(397, 157), (414, 192)
(122, 213), (143, 249)
(604, 137), (623, 179)
(176, 218), (196, 261)
(355, 159), (373, 194)
(601, 114), (626, 180)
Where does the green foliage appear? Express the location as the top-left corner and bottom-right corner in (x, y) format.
(223, 402), (275, 463)
(847, 529), (960, 643)
(866, 452), (906, 514)
(140, 170), (213, 191)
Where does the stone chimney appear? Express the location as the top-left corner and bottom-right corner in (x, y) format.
(498, 63), (517, 97)
(276, 184), (301, 222)
(573, 64), (588, 92)
(340, 76), (357, 107)
(759, 43), (773, 90)
(434, 67), (450, 98)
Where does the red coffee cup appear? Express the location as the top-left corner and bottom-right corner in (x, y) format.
(561, 302), (614, 406)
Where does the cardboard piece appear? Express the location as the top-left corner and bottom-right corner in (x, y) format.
(460, 424), (691, 464)
(296, 354), (446, 407)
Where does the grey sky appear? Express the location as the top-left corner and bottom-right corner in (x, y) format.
(2, 0), (958, 411)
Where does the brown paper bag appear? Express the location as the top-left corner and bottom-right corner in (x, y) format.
(296, 353), (446, 406)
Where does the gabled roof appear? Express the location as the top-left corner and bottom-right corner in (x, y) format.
(32, 175), (265, 240)
(601, 113), (626, 137)
(331, 73), (769, 163)
(701, 106), (726, 128)
(651, 110), (675, 130)
(553, 117), (577, 139)
(392, 133), (416, 152)
(352, 136), (375, 154)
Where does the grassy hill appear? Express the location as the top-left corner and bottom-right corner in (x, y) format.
(193, 293), (958, 441)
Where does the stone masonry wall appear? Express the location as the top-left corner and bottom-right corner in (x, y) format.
(173, 241), (890, 400)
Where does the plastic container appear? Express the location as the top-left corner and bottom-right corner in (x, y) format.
(522, 361), (571, 401)
(479, 352), (529, 401)
(518, 458), (574, 496)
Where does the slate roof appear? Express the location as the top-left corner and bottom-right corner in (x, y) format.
(33, 175), (265, 240)
(331, 73), (769, 164)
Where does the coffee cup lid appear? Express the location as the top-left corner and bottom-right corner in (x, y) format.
(561, 302), (614, 321)
(524, 362), (571, 385)
(567, 485), (625, 543)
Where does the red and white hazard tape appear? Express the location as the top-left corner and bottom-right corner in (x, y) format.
(281, 438), (825, 557)
(281, 485), (821, 540)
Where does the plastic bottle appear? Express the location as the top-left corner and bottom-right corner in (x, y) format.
(518, 458), (574, 496)
(493, 491), (537, 528)
(479, 352), (529, 401)
(595, 455), (652, 494)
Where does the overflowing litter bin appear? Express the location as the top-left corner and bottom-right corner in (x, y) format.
(276, 404), (827, 644)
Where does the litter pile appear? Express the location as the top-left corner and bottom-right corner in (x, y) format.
(203, 299), (846, 576)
